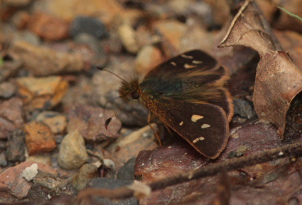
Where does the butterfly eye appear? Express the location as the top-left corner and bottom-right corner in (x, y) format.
(131, 91), (140, 99)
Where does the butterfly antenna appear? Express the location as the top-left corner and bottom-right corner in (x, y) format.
(104, 105), (125, 129)
(97, 67), (127, 82)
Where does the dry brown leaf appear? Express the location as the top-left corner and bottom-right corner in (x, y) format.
(220, 0), (302, 137)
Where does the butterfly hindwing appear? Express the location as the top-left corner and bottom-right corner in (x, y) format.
(148, 98), (229, 159)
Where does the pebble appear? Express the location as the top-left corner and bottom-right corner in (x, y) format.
(0, 56), (22, 82)
(11, 11), (30, 29)
(45, 0), (123, 25)
(67, 104), (121, 142)
(3, 0), (31, 6)
(135, 45), (164, 76)
(117, 157), (136, 180)
(28, 12), (69, 41)
(16, 75), (69, 111)
(74, 33), (108, 68)
(233, 98), (256, 119)
(70, 16), (108, 40)
(108, 124), (157, 164)
(36, 111), (67, 134)
(6, 129), (26, 162)
(0, 152), (7, 167)
(11, 41), (85, 76)
(154, 20), (187, 55)
(22, 163), (38, 181)
(58, 131), (88, 170)
(12, 30), (41, 46)
(0, 98), (24, 139)
(0, 161), (58, 199)
(71, 163), (99, 190)
(27, 155), (51, 165)
(24, 121), (57, 155)
(118, 24), (139, 53)
(0, 81), (17, 98)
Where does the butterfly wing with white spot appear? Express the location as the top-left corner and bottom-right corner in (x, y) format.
(148, 98), (229, 159)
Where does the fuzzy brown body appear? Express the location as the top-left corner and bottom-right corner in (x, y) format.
(119, 50), (233, 159)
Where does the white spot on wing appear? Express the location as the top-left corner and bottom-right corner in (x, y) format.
(193, 137), (205, 143)
(201, 124), (210, 129)
(192, 60), (203, 64)
(171, 62), (176, 66)
(179, 121), (184, 126)
(191, 115), (204, 122)
(181, 54), (193, 59)
(184, 64), (196, 69)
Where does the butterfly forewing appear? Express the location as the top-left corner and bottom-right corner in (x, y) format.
(147, 99), (229, 158)
(145, 50), (218, 78)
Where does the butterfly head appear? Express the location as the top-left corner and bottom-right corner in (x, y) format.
(119, 78), (141, 102)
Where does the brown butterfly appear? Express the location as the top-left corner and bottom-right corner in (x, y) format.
(107, 50), (233, 159)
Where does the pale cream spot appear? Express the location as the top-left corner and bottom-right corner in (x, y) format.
(201, 124), (210, 129)
(193, 136), (205, 143)
(191, 114), (204, 122)
(179, 121), (184, 126)
(170, 62), (176, 66)
(181, 54), (193, 59)
(192, 60), (203, 64)
(184, 64), (196, 69)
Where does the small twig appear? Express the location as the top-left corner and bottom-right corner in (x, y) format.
(77, 141), (302, 202)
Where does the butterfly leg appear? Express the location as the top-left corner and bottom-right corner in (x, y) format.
(148, 113), (162, 145)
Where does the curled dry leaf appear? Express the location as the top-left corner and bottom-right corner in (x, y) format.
(219, 0), (302, 137)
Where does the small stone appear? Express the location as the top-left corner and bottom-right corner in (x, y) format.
(36, 111), (67, 134)
(0, 161), (58, 199)
(11, 41), (85, 76)
(233, 98), (256, 119)
(0, 152), (7, 167)
(118, 24), (139, 53)
(108, 124), (157, 164)
(27, 155), (51, 165)
(71, 163), (99, 190)
(0, 81), (17, 98)
(58, 131), (88, 170)
(2, 0), (31, 7)
(0, 56), (21, 82)
(154, 20), (187, 55)
(28, 12), (69, 41)
(70, 16), (108, 40)
(117, 157), (136, 180)
(67, 104), (121, 142)
(135, 45), (164, 76)
(11, 11), (30, 29)
(12, 30), (41, 46)
(24, 121), (57, 155)
(22, 163), (38, 181)
(0, 98), (24, 139)
(45, 0), (123, 25)
(74, 33), (108, 68)
(6, 129), (25, 162)
(16, 75), (69, 111)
